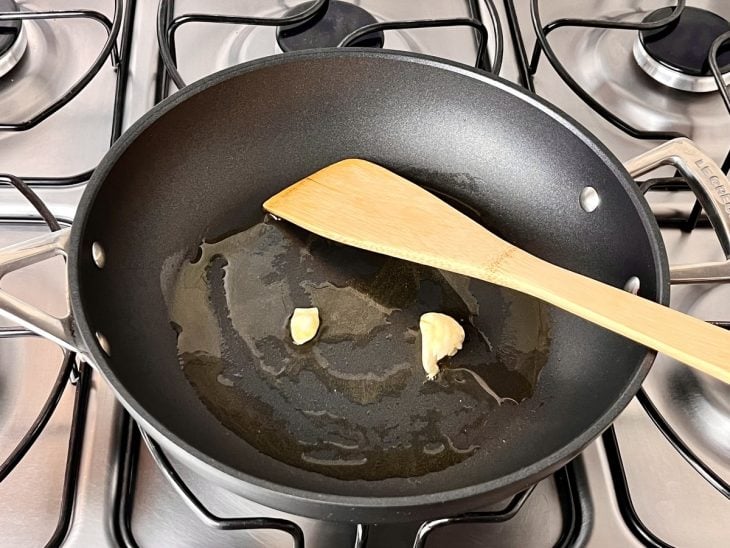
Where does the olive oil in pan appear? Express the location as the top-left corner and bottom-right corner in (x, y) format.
(163, 216), (551, 481)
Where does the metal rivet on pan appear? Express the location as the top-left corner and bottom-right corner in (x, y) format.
(96, 331), (111, 355)
(579, 186), (600, 212)
(92, 242), (105, 269)
(624, 276), (641, 295)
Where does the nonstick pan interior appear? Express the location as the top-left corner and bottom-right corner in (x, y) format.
(71, 50), (667, 520)
(164, 216), (551, 482)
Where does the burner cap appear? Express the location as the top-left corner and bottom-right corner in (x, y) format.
(0, 0), (27, 78)
(634, 6), (730, 92)
(0, 0), (21, 56)
(277, 0), (384, 52)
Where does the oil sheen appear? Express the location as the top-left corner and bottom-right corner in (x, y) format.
(162, 216), (550, 481)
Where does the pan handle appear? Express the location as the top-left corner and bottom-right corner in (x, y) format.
(0, 227), (80, 353)
(624, 138), (730, 284)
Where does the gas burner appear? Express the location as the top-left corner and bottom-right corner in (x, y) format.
(0, 0), (27, 78)
(276, 0), (384, 52)
(633, 6), (730, 93)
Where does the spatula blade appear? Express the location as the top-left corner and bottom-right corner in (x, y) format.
(263, 159), (512, 280)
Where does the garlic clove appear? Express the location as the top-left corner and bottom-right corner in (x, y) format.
(419, 312), (465, 380)
(290, 307), (320, 345)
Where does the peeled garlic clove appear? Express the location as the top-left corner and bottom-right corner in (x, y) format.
(419, 312), (465, 380)
(290, 307), (320, 345)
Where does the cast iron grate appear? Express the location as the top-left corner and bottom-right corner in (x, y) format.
(592, 178), (730, 548)
(507, 0), (730, 232)
(504, 3), (730, 541)
(112, 412), (589, 548)
(122, 2), (730, 546)
(110, 7), (585, 546)
(0, 212), (89, 548)
(0, 0), (128, 185)
(154, 0), (502, 96)
(0, 2), (134, 544)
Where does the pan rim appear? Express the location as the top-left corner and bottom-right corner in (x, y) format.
(69, 48), (669, 518)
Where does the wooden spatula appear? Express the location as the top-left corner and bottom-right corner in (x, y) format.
(264, 159), (730, 384)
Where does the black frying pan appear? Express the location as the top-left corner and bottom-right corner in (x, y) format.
(1, 49), (694, 522)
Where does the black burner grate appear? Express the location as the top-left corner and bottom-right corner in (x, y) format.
(108, 6), (588, 546)
(710, 31), (730, 114)
(0, 2), (135, 544)
(0, 1), (725, 546)
(155, 0), (501, 94)
(0, 0), (132, 186)
(276, 1), (385, 52)
(526, 0), (686, 141)
(638, 7), (730, 78)
(504, 4), (730, 544)
(112, 412), (589, 548)
(519, 0), (730, 225)
(0, 3), (121, 132)
(113, 417), (306, 548)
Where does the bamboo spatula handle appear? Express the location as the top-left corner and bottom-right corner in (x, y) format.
(499, 250), (730, 383)
(265, 157), (730, 385)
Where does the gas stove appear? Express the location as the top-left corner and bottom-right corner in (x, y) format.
(0, 1), (728, 546)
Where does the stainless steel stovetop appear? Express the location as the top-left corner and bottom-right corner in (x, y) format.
(0, 1), (728, 546)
